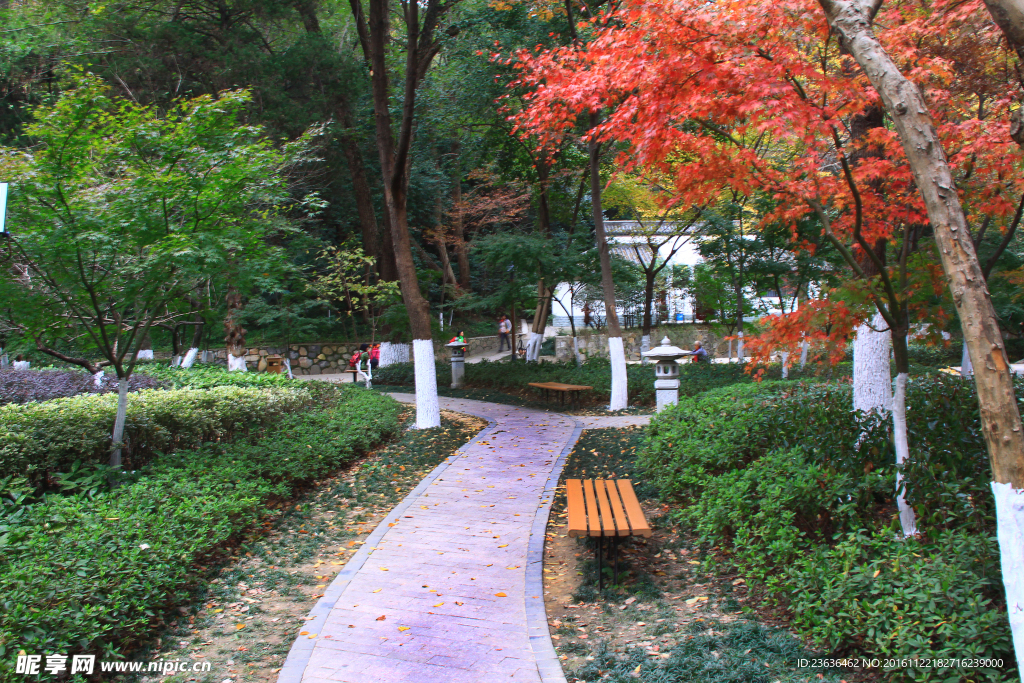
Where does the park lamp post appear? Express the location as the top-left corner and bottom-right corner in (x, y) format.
(641, 336), (691, 412)
(446, 340), (468, 389)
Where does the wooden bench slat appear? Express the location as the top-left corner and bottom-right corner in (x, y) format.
(566, 480), (587, 538)
(582, 479), (601, 537)
(616, 479), (652, 538)
(594, 480), (617, 537)
(604, 480), (632, 537)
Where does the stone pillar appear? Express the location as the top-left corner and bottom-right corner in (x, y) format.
(447, 342), (468, 389)
(655, 375), (680, 411)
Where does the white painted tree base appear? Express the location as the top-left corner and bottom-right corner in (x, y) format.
(781, 351), (789, 379)
(284, 358), (294, 379)
(413, 339), (441, 429)
(93, 371), (104, 388)
(227, 354), (248, 372)
(854, 313), (893, 414)
(525, 331), (543, 362)
(961, 344), (973, 377)
(12, 361), (30, 370)
(608, 336), (628, 411)
(137, 350), (154, 361)
(799, 339), (809, 369)
(180, 347), (199, 369)
(893, 372), (917, 537)
(380, 342), (410, 367)
(170, 355), (182, 368)
(572, 337), (583, 365)
(737, 331), (744, 362)
(992, 481), (1024, 679)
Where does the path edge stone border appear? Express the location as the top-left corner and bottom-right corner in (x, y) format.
(276, 415), (500, 683)
(524, 419), (583, 683)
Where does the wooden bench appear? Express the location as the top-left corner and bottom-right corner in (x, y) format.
(528, 382), (593, 409)
(566, 478), (651, 589)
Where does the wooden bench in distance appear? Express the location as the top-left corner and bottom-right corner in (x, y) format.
(566, 478), (651, 589)
(527, 381), (593, 409)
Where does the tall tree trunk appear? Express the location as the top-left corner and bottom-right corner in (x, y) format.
(641, 268), (656, 363)
(590, 112), (628, 410)
(819, 0), (1024, 668)
(853, 311), (893, 414)
(224, 285), (247, 372)
(451, 136), (471, 289)
(891, 325), (918, 537)
(366, 0), (439, 428)
(338, 129), (382, 259)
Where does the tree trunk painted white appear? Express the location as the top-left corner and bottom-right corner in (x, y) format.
(737, 331), (744, 362)
(284, 358), (294, 379)
(136, 350), (154, 360)
(227, 354), (248, 372)
(853, 313), (893, 414)
(413, 338), (441, 429)
(893, 372), (918, 537)
(92, 371), (104, 388)
(170, 355), (182, 367)
(608, 336), (628, 411)
(379, 341), (410, 367)
(573, 337), (583, 365)
(358, 357), (373, 389)
(800, 338), (809, 370)
(992, 480), (1024, 680)
(180, 347), (199, 369)
(525, 331), (543, 362)
(640, 335), (652, 365)
(781, 351), (789, 379)
(0, 352), (7, 369)
(727, 339), (733, 361)
(961, 343), (974, 377)
(12, 360), (30, 370)
(110, 377), (130, 468)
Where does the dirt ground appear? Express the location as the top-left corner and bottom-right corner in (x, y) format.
(131, 409), (486, 683)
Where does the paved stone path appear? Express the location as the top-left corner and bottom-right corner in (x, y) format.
(278, 395), (584, 683)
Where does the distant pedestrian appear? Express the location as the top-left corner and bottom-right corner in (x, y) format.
(370, 343), (380, 371)
(692, 341), (708, 363)
(583, 303), (595, 329)
(498, 315), (511, 351)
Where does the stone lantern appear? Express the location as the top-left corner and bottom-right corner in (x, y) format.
(641, 336), (692, 412)
(446, 341), (469, 389)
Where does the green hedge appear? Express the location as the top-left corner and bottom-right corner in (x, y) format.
(0, 386), (402, 675)
(639, 376), (1017, 680)
(134, 364), (305, 390)
(0, 385), (323, 483)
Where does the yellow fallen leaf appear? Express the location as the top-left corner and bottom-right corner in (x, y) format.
(398, 626), (410, 632)
(506, 566), (519, 570)
(373, 589), (382, 593)
(300, 630), (309, 635)
(315, 584), (326, 589)
(455, 601), (464, 606)
(434, 602), (444, 607)
(331, 562), (343, 565)
(495, 592), (507, 598)
(235, 624), (245, 630)
(497, 544), (508, 548)
(212, 609), (223, 613)
(688, 561), (699, 565)
(307, 633), (317, 639)
(380, 567), (389, 571)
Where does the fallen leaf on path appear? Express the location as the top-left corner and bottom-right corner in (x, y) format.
(376, 615), (386, 621)
(398, 626), (410, 632)
(495, 592), (507, 598)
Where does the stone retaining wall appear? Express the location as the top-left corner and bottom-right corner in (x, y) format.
(553, 324), (738, 362)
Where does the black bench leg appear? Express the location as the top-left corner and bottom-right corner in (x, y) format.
(596, 536), (603, 592)
(612, 538), (619, 586)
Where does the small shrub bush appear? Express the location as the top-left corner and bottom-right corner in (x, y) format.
(0, 369), (167, 406)
(0, 386), (402, 674)
(135, 364), (306, 390)
(0, 385), (322, 483)
(639, 374), (1018, 680)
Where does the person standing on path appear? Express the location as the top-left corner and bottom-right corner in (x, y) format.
(497, 315), (511, 351)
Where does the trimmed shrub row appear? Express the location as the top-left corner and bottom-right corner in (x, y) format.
(0, 369), (168, 406)
(0, 385), (403, 674)
(0, 385), (324, 483)
(639, 375), (1017, 680)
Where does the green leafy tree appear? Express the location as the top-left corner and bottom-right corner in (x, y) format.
(0, 74), (305, 465)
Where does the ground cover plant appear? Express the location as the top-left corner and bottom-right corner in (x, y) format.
(0, 368), (167, 406)
(640, 376), (1018, 681)
(0, 385), (402, 680)
(122, 409), (487, 683)
(543, 427), (849, 683)
(135, 365), (305, 391)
